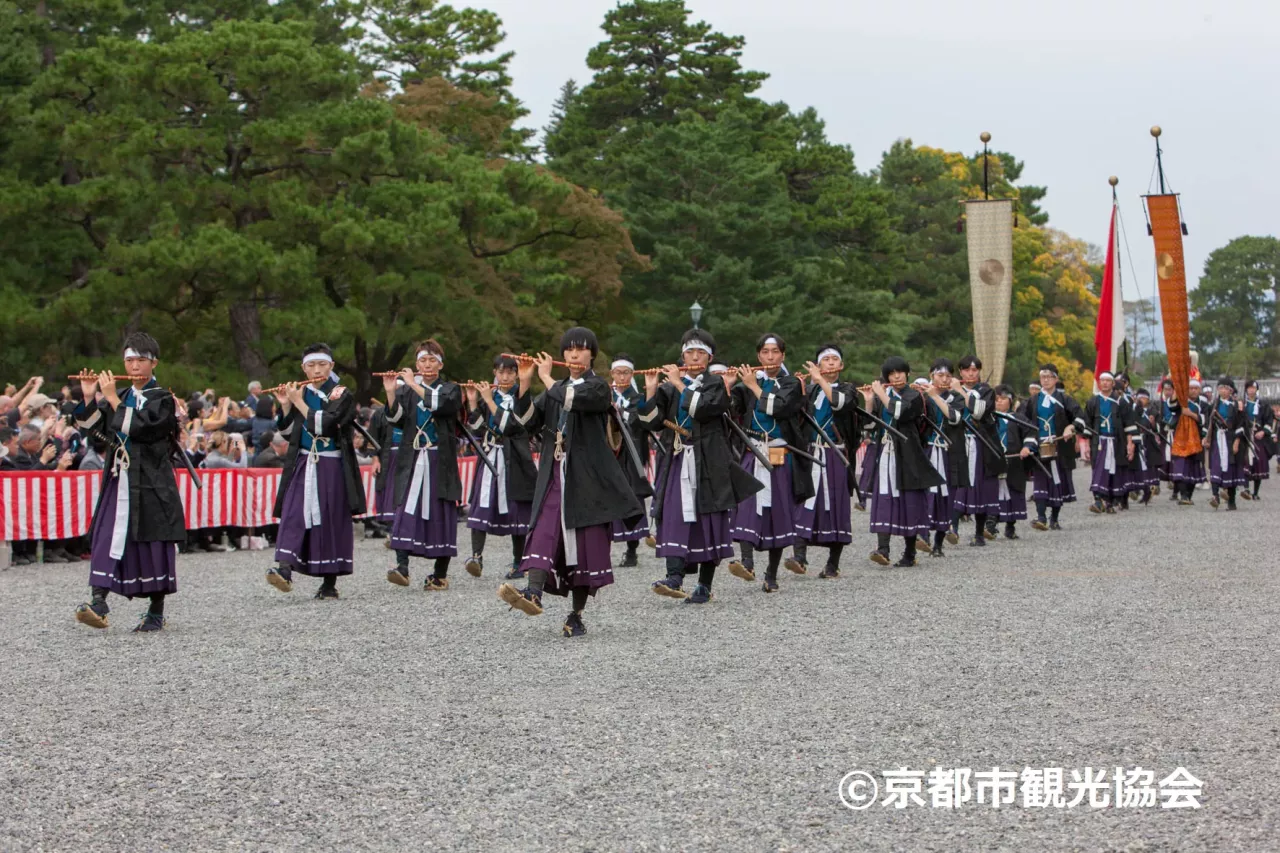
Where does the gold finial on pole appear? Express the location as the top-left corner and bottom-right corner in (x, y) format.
(979, 131), (991, 143)
(1108, 176), (1119, 187)
(1150, 125), (1162, 138)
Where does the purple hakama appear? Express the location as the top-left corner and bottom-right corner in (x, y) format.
(465, 447), (531, 536)
(952, 435), (1001, 513)
(1208, 435), (1248, 488)
(1089, 437), (1131, 498)
(275, 454), (355, 576)
(730, 452), (798, 549)
(389, 447), (458, 558)
(868, 443), (933, 537)
(996, 480), (1028, 522)
(920, 444), (953, 533)
(793, 445), (853, 544)
(520, 465), (614, 596)
(1031, 457), (1077, 506)
(611, 514), (649, 543)
(1170, 454), (1206, 484)
(654, 451), (734, 562)
(89, 475), (178, 598)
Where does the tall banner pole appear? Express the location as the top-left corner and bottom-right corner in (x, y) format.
(1140, 126), (1199, 456)
(965, 132), (1014, 385)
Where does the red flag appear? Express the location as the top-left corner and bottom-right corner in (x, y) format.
(1094, 203), (1123, 380)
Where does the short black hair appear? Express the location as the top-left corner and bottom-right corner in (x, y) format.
(0, 427), (13, 444)
(122, 332), (160, 360)
(993, 384), (1015, 398)
(303, 342), (333, 359)
(1039, 363), (1059, 376)
(958, 354), (982, 371)
(415, 339), (444, 360)
(880, 356), (910, 381)
(559, 326), (598, 358)
(493, 353), (518, 371)
(1135, 387), (1151, 397)
(681, 329), (716, 355)
(1160, 378), (1174, 389)
(930, 357), (954, 375)
(756, 333), (786, 354)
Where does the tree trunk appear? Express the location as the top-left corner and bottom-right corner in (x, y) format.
(228, 302), (270, 379)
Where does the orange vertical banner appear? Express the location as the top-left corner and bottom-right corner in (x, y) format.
(1144, 193), (1199, 456)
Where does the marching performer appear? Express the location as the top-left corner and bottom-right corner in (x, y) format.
(992, 385), (1031, 539)
(918, 359), (963, 558)
(1169, 379), (1207, 506)
(497, 328), (646, 638)
(266, 343), (367, 598)
(640, 329), (761, 602)
(608, 353), (651, 567)
(1204, 377), (1248, 510)
(791, 345), (857, 578)
(863, 356), (944, 567)
(1157, 380), (1178, 498)
(1018, 364), (1085, 531)
(462, 354), (535, 580)
(950, 355), (1007, 546)
(384, 340), (462, 590)
(369, 386), (403, 534)
(73, 333), (185, 632)
(726, 334), (814, 593)
(1082, 371), (1137, 514)
(1241, 380), (1274, 500)
(1130, 387), (1162, 504)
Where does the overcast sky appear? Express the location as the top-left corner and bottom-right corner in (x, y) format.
(481, 0), (1277, 336)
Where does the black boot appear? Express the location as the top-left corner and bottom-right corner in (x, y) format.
(893, 536), (917, 568)
(134, 593), (166, 632)
(316, 576), (339, 600)
(621, 540), (639, 567)
(1049, 506), (1062, 530)
(761, 549), (782, 593)
(1226, 487), (1238, 511)
(1004, 521), (1018, 540)
(786, 540), (808, 574)
(425, 558), (450, 591)
(930, 529), (946, 558)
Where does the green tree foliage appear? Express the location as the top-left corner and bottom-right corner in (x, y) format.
(1190, 235), (1280, 377)
(0, 8), (639, 398)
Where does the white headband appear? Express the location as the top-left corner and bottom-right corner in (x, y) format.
(761, 336), (779, 347)
(931, 366), (951, 376)
(682, 341), (713, 356)
(816, 348), (842, 363)
(301, 352), (332, 367)
(123, 347), (156, 360)
(912, 377), (929, 386)
(611, 359), (635, 371)
(1189, 380), (1201, 387)
(709, 364), (727, 375)
(417, 350), (443, 367)
(1098, 371), (1115, 380)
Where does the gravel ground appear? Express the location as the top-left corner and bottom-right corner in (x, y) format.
(2, 469), (1278, 852)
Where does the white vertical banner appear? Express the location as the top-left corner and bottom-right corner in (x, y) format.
(965, 199), (1015, 385)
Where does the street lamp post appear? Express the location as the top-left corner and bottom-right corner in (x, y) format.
(689, 300), (703, 330)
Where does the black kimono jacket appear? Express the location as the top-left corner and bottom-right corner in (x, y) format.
(1083, 393), (1138, 470)
(921, 389), (967, 488)
(995, 413), (1031, 493)
(1017, 389), (1085, 472)
(465, 388), (537, 504)
(868, 386), (945, 492)
(514, 371), (645, 530)
(636, 373), (761, 520)
(732, 372), (815, 503)
(957, 382), (1008, 477)
(1243, 398), (1276, 458)
(386, 379), (463, 507)
(1204, 398), (1251, 469)
(273, 378), (367, 518)
(611, 383), (654, 502)
(76, 380), (185, 543)
(804, 381), (862, 496)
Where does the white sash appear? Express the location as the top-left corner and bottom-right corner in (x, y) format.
(560, 455), (577, 566)
(966, 433), (978, 485)
(1216, 424), (1229, 470)
(478, 444), (508, 515)
(804, 444), (830, 511)
(928, 444), (949, 496)
(109, 444), (131, 560)
(678, 442), (698, 523)
(1098, 436), (1117, 475)
(877, 441), (900, 498)
(751, 438), (772, 514)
